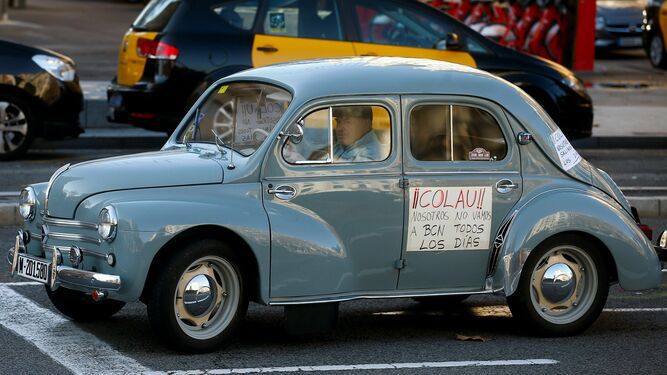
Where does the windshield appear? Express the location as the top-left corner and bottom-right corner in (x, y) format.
(133, 0), (181, 31)
(178, 82), (292, 156)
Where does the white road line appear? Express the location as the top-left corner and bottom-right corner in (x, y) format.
(145, 359), (559, 375)
(0, 285), (150, 375)
(604, 308), (667, 312)
(0, 281), (43, 286)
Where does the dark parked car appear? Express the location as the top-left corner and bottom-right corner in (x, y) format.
(643, 0), (667, 68)
(0, 40), (83, 160)
(595, 0), (645, 50)
(107, 0), (593, 140)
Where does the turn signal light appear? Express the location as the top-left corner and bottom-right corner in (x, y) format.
(136, 38), (179, 60)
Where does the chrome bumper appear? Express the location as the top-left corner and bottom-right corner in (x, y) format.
(7, 233), (121, 292)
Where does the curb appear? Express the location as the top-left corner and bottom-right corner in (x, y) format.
(1, 196), (665, 226)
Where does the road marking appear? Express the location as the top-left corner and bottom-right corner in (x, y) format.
(604, 308), (667, 312)
(0, 285), (150, 375)
(0, 281), (43, 286)
(145, 359), (559, 374)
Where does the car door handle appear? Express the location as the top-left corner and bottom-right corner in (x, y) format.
(268, 185), (296, 200)
(256, 45), (279, 53)
(496, 179), (518, 194)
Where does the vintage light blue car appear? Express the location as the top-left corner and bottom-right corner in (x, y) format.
(8, 57), (667, 353)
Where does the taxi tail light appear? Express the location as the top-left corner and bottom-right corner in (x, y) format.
(638, 224), (653, 240)
(136, 38), (179, 60)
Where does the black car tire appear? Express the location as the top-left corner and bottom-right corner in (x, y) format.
(45, 286), (126, 321)
(0, 92), (36, 161)
(146, 239), (248, 353)
(649, 34), (667, 69)
(507, 234), (608, 336)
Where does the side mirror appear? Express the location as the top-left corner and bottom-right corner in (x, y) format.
(435, 32), (461, 51)
(280, 120), (304, 144)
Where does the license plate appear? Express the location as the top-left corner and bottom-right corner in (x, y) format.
(16, 254), (50, 284)
(618, 37), (642, 47)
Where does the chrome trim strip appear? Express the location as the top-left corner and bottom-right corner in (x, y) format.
(269, 288), (502, 306)
(44, 217), (97, 230)
(265, 172), (400, 181)
(44, 245), (106, 259)
(44, 163), (70, 215)
(46, 232), (101, 245)
(404, 171), (520, 175)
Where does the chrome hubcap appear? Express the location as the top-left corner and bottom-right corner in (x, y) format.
(530, 245), (597, 324)
(0, 101), (29, 154)
(174, 256), (240, 340)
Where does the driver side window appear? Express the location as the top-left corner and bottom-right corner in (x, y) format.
(352, 0), (451, 48)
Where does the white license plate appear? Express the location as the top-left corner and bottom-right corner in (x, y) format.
(618, 37), (642, 47)
(16, 254), (50, 284)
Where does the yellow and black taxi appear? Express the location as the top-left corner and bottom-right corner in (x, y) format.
(107, 0), (593, 139)
(643, 0), (667, 68)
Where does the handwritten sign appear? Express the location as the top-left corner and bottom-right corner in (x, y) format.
(235, 97), (285, 145)
(407, 186), (492, 252)
(550, 129), (581, 171)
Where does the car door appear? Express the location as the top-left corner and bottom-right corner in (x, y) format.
(345, 0), (477, 67)
(262, 97), (404, 302)
(397, 96), (522, 291)
(252, 0), (356, 67)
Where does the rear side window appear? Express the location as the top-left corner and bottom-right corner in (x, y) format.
(262, 0), (343, 40)
(410, 104), (506, 162)
(133, 0), (181, 31)
(212, 0), (259, 31)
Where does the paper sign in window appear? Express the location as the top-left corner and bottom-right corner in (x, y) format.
(550, 129), (581, 171)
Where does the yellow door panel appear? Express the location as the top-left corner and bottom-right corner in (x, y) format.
(117, 30), (158, 87)
(661, 2), (667, 44)
(252, 35), (356, 67)
(351, 42), (477, 68)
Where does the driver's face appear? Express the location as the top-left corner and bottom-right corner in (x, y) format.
(335, 116), (371, 146)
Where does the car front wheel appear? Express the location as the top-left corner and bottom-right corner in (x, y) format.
(147, 239), (248, 353)
(507, 234), (608, 336)
(0, 93), (36, 160)
(649, 34), (667, 69)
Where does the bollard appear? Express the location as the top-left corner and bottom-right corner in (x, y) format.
(1, 0), (8, 22)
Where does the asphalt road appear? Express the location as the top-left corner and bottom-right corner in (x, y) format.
(1, 225), (666, 375)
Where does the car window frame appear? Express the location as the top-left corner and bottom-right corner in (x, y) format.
(210, 0), (262, 32)
(403, 95), (514, 170)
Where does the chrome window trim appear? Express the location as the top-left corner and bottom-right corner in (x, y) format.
(265, 172), (400, 181)
(44, 244), (106, 259)
(45, 232), (101, 245)
(44, 163), (71, 215)
(44, 217), (98, 230)
(404, 171), (520, 176)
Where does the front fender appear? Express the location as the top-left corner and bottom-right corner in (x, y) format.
(492, 188), (661, 296)
(76, 183), (270, 303)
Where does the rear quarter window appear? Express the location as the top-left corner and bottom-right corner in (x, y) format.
(133, 0), (182, 31)
(212, 0), (259, 31)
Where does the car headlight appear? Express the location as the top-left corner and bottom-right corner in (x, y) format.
(31, 54), (76, 82)
(19, 187), (36, 222)
(595, 16), (605, 31)
(561, 75), (587, 96)
(98, 206), (118, 242)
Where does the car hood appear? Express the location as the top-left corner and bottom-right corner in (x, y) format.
(45, 150), (224, 219)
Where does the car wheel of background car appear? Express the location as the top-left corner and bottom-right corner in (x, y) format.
(507, 234), (609, 336)
(649, 34), (667, 69)
(412, 295), (470, 305)
(146, 239), (248, 353)
(45, 286), (126, 321)
(0, 92), (36, 161)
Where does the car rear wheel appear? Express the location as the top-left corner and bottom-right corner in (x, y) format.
(507, 234), (608, 336)
(0, 93), (36, 161)
(649, 34), (667, 69)
(147, 239), (248, 353)
(45, 286), (126, 321)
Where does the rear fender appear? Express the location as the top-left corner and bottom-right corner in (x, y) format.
(491, 188), (661, 296)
